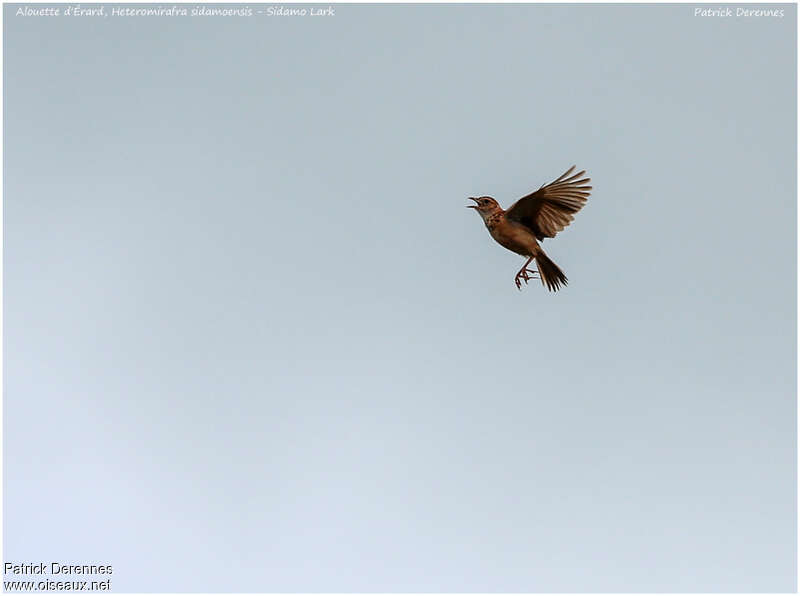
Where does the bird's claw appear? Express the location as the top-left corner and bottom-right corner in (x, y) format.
(525, 268), (540, 279)
(514, 267), (540, 290)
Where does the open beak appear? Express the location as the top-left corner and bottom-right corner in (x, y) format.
(466, 197), (478, 209)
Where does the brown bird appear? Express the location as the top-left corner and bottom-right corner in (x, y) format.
(468, 165), (591, 291)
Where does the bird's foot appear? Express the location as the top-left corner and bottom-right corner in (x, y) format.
(514, 268), (540, 290)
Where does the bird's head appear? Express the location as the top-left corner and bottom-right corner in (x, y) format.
(467, 196), (502, 220)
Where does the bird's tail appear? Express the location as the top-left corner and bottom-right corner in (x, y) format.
(535, 251), (568, 292)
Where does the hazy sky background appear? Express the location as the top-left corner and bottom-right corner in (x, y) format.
(4, 3), (796, 592)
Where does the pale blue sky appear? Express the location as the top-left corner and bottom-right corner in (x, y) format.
(4, 3), (796, 591)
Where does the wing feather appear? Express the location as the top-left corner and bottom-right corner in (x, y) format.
(505, 165), (592, 240)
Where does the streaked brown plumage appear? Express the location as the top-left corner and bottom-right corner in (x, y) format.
(467, 166), (592, 291)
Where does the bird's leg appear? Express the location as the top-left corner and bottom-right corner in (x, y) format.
(514, 256), (540, 289)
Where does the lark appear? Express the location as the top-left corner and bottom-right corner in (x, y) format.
(468, 166), (591, 291)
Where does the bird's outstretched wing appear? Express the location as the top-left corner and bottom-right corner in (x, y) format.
(505, 166), (592, 241)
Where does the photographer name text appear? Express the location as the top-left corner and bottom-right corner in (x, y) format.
(694, 7), (785, 18)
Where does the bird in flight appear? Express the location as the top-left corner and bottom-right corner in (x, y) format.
(467, 166), (592, 291)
